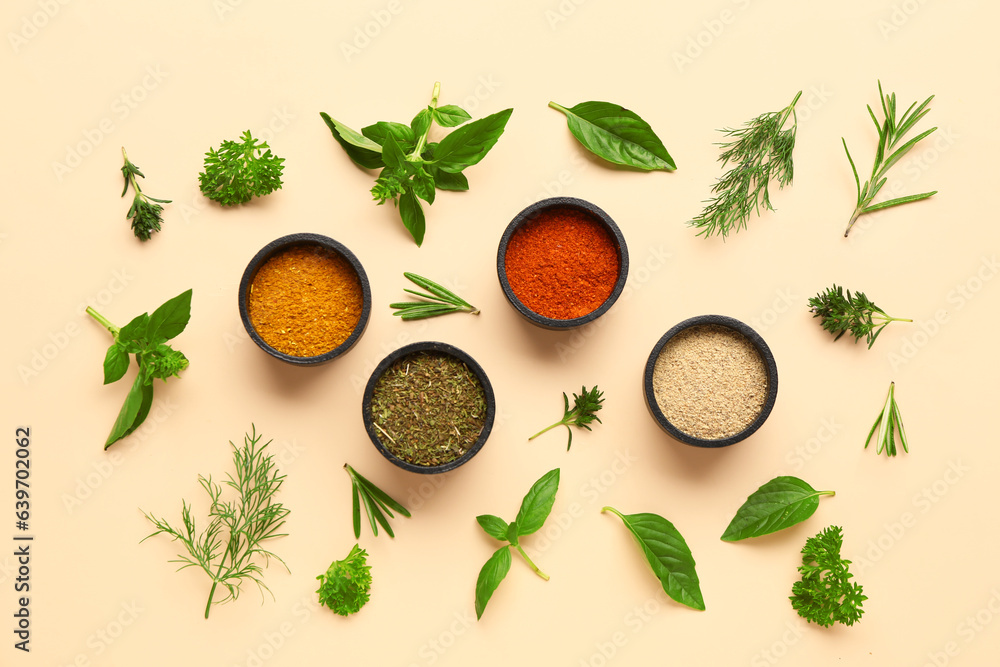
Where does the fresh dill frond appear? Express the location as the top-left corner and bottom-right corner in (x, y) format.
(690, 91), (801, 239)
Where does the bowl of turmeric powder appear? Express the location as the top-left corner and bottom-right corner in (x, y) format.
(238, 233), (372, 365)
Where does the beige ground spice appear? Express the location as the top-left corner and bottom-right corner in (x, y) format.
(652, 324), (768, 440)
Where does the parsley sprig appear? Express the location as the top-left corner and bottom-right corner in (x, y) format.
(790, 525), (866, 627)
(689, 91), (801, 238)
(120, 147), (170, 241)
(316, 543), (372, 616)
(528, 385), (604, 450)
(808, 284), (911, 349)
(198, 130), (285, 206)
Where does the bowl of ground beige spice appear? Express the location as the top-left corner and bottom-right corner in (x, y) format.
(643, 315), (778, 447)
(239, 233), (371, 365)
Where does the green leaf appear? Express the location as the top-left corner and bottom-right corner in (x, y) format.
(105, 372), (149, 449)
(428, 167), (469, 192)
(380, 135), (408, 171)
(861, 190), (937, 214)
(147, 289), (192, 343)
(411, 169), (436, 204)
(602, 507), (705, 611)
(121, 381), (154, 441)
(477, 514), (509, 541)
(549, 101), (675, 171)
(433, 108), (513, 174)
(320, 112), (383, 170)
(103, 343), (130, 385)
(118, 313), (150, 349)
(410, 108), (432, 138)
(398, 189), (426, 246)
(721, 476), (835, 541)
(433, 104), (472, 128)
(475, 546), (511, 620)
(362, 121), (416, 150)
(514, 469), (560, 537)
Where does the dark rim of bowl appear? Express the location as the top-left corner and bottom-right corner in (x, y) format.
(238, 233), (372, 366)
(643, 314), (779, 448)
(362, 341), (496, 474)
(496, 196), (630, 330)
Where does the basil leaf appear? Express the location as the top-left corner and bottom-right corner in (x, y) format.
(433, 104), (471, 128)
(549, 101), (676, 171)
(477, 514), (509, 541)
(722, 476), (835, 542)
(475, 546), (511, 620)
(429, 167), (469, 192)
(362, 121), (415, 151)
(103, 343), (130, 385)
(505, 521), (520, 546)
(433, 108), (513, 174)
(121, 380), (154, 441)
(118, 313), (150, 349)
(320, 112), (383, 170)
(147, 289), (192, 343)
(412, 169), (436, 204)
(104, 372), (148, 449)
(398, 189), (426, 246)
(514, 468), (560, 537)
(411, 107), (432, 138)
(603, 507), (705, 611)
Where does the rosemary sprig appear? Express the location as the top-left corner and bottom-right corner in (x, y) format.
(390, 272), (480, 320)
(842, 81), (937, 237)
(864, 382), (909, 456)
(344, 463), (411, 538)
(808, 284), (911, 349)
(121, 147), (171, 241)
(141, 426), (290, 619)
(689, 91), (801, 239)
(528, 385), (604, 450)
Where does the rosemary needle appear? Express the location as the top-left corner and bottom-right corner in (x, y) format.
(390, 272), (480, 320)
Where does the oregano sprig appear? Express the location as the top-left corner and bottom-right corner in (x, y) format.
(689, 91), (801, 238)
(843, 81), (937, 237)
(321, 82), (513, 246)
(474, 469), (559, 620)
(120, 147), (171, 241)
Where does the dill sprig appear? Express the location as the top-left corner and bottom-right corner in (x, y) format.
(141, 426), (290, 619)
(389, 272), (480, 320)
(864, 381), (909, 457)
(689, 91), (801, 239)
(808, 284), (911, 349)
(843, 81), (937, 237)
(120, 147), (170, 241)
(528, 385), (604, 450)
(344, 463), (411, 538)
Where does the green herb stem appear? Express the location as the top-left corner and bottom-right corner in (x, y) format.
(85, 306), (119, 336)
(411, 81), (440, 159)
(514, 544), (549, 581)
(527, 422), (563, 441)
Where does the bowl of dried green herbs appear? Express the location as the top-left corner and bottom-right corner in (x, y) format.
(362, 341), (496, 473)
(643, 315), (778, 447)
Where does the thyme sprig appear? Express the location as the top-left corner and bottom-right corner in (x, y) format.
(120, 147), (171, 241)
(528, 385), (604, 450)
(344, 464), (411, 538)
(864, 382), (909, 457)
(808, 284), (911, 349)
(843, 81), (937, 237)
(689, 91), (801, 239)
(390, 272), (480, 320)
(141, 426), (290, 619)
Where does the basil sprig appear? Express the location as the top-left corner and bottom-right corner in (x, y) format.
(474, 468), (559, 620)
(721, 476), (835, 541)
(549, 100), (676, 171)
(602, 506), (704, 610)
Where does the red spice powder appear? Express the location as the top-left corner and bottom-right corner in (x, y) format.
(504, 206), (620, 320)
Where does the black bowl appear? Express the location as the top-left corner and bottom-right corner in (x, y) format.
(497, 197), (629, 330)
(643, 315), (778, 448)
(238, 233), (372, 365)
(362, 341), (496, 474)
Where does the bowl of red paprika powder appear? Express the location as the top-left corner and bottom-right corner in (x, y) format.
(497, 197), (629, 329)
(238, 233), (372, 365)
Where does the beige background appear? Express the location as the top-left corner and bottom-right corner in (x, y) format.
(3, 0), (999, 665)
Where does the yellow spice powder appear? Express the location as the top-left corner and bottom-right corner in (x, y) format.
(248, 244), (363, 357)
